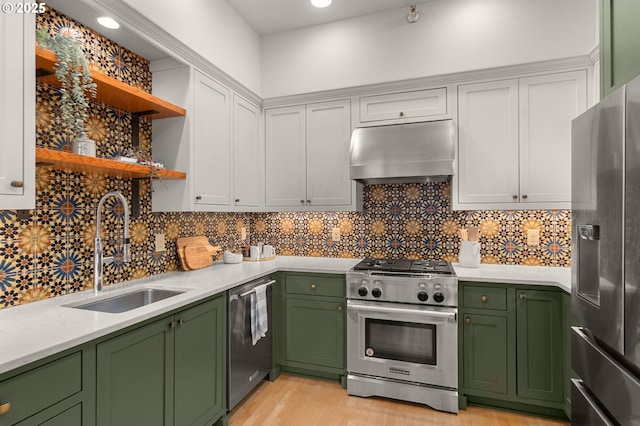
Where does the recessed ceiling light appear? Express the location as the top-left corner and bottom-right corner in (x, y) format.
(97, 16), (120, 29)
(311, 0), (332, 8)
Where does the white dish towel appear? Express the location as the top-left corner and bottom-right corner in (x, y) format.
(251, 284), (269, 345)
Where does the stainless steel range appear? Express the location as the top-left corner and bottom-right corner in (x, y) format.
(346, 258), (458, 413)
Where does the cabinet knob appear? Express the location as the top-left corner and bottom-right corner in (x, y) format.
(177, 318), (185, 325)
(10, 181), (23, 188)
(522, 194), (528, 199)
(399, 112), (404, 117)
(235, 199), (240, 203)
(465, 318), (471, 324)
(0, 402), (10, 415)
(481, 295), (487, 302)
(196, 196), (202, 201)
(512, 195), (518, 200)
(337, 306), (342, 312)
(519, 293), (527, 299)
(311, 284), (316, 289)
(169, 321), (177, 328)
(306, 199), (311, 204)
(300, 200), (305, 204)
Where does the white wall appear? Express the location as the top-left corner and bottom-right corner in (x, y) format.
(261, 0), (598, 98)
(123, 0), (262, 95)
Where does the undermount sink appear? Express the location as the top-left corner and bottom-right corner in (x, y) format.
(67, 288), (186, 313)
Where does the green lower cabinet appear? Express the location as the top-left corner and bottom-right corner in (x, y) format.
(463, 314), (508, 394)
(96, 295), (226, 426)
(516, 290), (563, 403)
(174, 298), (225, 426)
(96, 316), (174, 426)
(36, 403), (82, 426)
(459, 282), (567, 419)
(284, 297), (344, 369)
(0, 348), (93, 426)
(562, 293), (578, 419)
(275, 272), (346, 382)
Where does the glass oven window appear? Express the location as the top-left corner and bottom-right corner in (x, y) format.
(365, 318), (436, 365)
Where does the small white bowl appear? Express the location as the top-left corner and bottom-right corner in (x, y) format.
(223, 251), (243, 264)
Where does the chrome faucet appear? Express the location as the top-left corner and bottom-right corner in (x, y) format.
(94, 191), (131, 295)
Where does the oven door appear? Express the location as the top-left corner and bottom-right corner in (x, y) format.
(347, 299), (457, 389)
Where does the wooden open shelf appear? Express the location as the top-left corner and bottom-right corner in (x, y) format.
(36, 148), (187, 180)
(35, 46), (186, 119)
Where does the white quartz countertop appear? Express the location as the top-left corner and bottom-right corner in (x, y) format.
(0, 256), (570, 376)
(0, 256), (360, 375)
(453, 263), (571, 293)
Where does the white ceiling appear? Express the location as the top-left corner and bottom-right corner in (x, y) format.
(228, 0), (423, 35)
(45, 0), (427, 60)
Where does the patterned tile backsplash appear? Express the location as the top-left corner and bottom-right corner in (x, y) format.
(0, 7), (571, 309)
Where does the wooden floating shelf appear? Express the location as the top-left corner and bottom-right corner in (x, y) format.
(36, 148), (187, 180)
(35, 46), (186, 119)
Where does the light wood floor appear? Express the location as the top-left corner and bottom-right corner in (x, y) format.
(228, 374), (569, 426)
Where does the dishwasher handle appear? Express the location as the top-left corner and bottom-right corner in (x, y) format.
(229, 279), (275, 301)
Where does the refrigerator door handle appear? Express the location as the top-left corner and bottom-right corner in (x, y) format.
(578, 224), (600, 240)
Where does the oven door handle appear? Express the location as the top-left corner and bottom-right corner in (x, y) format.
(348, 302), (457, 321)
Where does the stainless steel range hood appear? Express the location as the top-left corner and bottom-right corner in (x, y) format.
(349, 120), (455, 184)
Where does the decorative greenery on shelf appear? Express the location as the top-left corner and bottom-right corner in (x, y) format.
(36, 28), (97, 138)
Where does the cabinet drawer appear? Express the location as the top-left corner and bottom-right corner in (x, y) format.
(285, 275), (345, 298)
(463, 286), (507, 310)
(0, 352), (82, 424)
(359, 88), (447, 123)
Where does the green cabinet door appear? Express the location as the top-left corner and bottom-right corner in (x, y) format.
(462, 313), (508, 394)
(516, 290), (563, 403)
(36, 403), (82, 426)
(601, 0), (640, 97)
(562, 293), (578, 418)
(174, 297), (226, 426)
(284, 297), (344, 369)
(96, 317), (174, 426)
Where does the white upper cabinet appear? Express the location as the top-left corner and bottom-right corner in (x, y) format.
(152, 64), (262, 212)
(358, 88), (449, 125)
(265, 105), (307, 207)
(457, 79), (520, 205)
(518, 71), (587, 204)
(454, 70), (588, 210)
(0, 13), (34, 210)
(265, 99), (361, 211)
(233, 94), (261, 208)
(193, 71), (231, 207)
(306, 100), (352, 207)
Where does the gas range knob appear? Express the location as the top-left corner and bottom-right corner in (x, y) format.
(358, 286), (369, 297)
(371, 288), (382, 298)
(417, 291), (428, 302)
(433, 291), (445, 303)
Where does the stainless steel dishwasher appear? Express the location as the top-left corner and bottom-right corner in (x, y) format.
(227, 276), (274, 411)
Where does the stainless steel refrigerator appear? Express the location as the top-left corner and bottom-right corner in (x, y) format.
(571, 75), (640, 425)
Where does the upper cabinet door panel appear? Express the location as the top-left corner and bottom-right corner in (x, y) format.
(601, 0), (640, 97)
(306, 99), (352, 206)
(193, 71), (231, 206)
(519, 71), (587, 204)
(0, 13), (34, 209)
(457, 80), (520, 204)
(265, 105), (306, 207)
(359, 88), (447, 123)
(233, 95), (260, 207)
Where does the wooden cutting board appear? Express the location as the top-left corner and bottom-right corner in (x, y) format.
(177, 236), (221, 270)
(184, 244), (214, 269)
